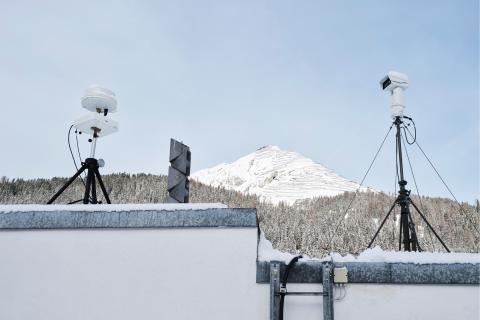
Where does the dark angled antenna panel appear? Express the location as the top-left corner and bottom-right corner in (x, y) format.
(167, 139), (191, 203)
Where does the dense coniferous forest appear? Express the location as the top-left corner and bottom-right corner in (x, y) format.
(0, 174), (478, 257)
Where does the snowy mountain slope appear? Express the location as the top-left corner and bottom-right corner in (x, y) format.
(191, 145), (370, 204)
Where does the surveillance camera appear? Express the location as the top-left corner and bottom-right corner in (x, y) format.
(379, 71), (409, 92)
(380, 71), (409, 119)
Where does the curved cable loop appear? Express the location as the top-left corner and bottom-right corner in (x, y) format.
(402, 116), (416, 144)
(67, 125), (85, 186)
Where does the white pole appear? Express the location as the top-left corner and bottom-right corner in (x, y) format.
(390, 87), (405, 119)
(90, 136), (97, 158)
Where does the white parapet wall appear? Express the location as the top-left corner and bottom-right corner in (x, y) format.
(259, 266), (480, 320)
(0, 204), (478, 320)
(0, 204), (269, 320)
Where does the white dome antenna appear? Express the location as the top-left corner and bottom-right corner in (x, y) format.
(81, 86), (118, 115)
(47, 85), (119, 205)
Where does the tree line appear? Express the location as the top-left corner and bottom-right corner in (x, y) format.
(0, 174), (477, 256)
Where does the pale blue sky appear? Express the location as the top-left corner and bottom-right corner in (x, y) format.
(0, 1), (478, 202)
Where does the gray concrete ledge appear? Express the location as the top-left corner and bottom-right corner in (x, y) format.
(0, 208), (257, 229)
(256, 261), (480, 285)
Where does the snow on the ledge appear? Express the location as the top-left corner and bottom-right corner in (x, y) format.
(258, 231), (302, 262)
(258, 231), (480, 264)
(329, 247), (480, 264)
(0, 203), (228, 213)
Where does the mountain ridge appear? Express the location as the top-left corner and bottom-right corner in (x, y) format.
(192, 145), (371, 204)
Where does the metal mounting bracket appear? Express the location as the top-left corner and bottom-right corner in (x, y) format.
(269, 261), (334, 320)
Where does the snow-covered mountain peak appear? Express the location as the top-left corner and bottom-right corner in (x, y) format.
(192, 146), (369, 205)
(257, 145), (280, 151)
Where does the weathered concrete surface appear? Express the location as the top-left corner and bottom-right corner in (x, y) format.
(0, 208), (257, 229)
(256, 261), (480, 285)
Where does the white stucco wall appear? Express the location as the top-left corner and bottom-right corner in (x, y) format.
(334, 283), (479, 320)
(0, 228), (268, 320)
(280, 283), (479, 320)
(0, 228), (478, 320)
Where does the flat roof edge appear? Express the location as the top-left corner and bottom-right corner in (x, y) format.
(0, 208), (258, 229)
(256, 260), (480, 285)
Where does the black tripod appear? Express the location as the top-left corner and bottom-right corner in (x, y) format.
(47, 133), (111, 204)
(368, 117), (450, 252)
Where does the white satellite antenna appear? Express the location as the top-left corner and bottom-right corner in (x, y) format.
(47, 86), (119, 204)
(81, 86), (118, 115)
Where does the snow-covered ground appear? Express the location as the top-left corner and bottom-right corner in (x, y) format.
(258, 231), (480, 264)
(192, 145), (371, 204)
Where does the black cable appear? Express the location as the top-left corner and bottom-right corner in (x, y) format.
(67, 125), (85, 187)
(329, 124), (393, 248)
(279, 255), (302, 320)
(75, 129), (87, 181)
(401, 132), (436, 251)
(404, 125), (480, 236)
(68, 125), (79, 171)
(402, 116), (416, 145)
(75, 130), (83, 165)
(281, 256), (302, 286)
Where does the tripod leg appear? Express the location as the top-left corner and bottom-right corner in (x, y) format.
(91, 173), (97, 204)
(408, 212), (423, 252)
(93, 168), (111, 204)
(398, 219), (403, 251)
(68, 199), (84, 204)
(400, 210), (412, 251)
(410, 201), (450, 252)
(407, 212), (421, 252)
(83, 169), (93, 204)
(368, 201), (397, 248)
(47, 164), (88, 204)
